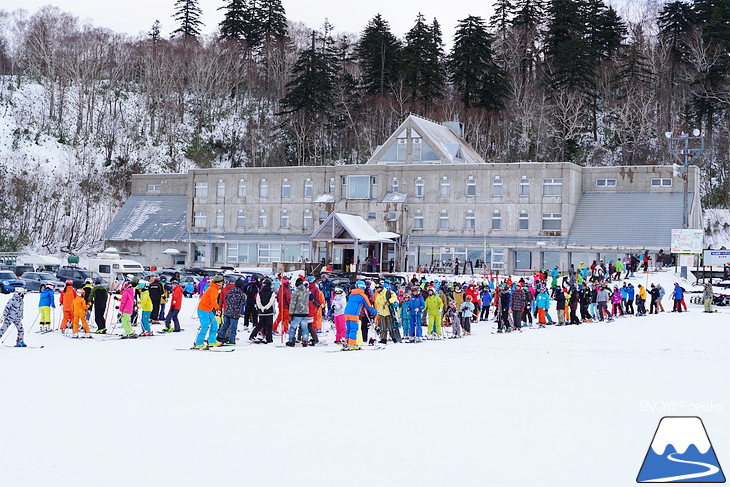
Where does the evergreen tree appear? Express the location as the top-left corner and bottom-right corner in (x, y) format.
(402, 13), (446, 102)
(658, 0), (695, 58)
(512, 0), (544, 29)
(490, 0), (514, 43)
(583, 0), (626, 61)
(543, 0), (594, 91)
(258, 0), (288, 44)
(449, 15), (507, 110)
(512, 0), (545, 77)
(148, 20), (162, 43)
(172, 0), (204, 39)
(356, 14), (402, 95)
(694, 0), (730, 48)
(280, 31), (338, 116)
(219, 0), (247, 42)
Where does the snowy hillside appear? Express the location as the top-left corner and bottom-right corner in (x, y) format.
(704, 208), (730, 249)
(0, 269), (728, 487)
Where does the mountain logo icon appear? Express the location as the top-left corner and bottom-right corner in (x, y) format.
(637, 416), (725, 483)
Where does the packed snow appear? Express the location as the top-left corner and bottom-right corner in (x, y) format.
(0, 268), (728, 487)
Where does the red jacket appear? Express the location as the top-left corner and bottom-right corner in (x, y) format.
(170, 285), (183, 310)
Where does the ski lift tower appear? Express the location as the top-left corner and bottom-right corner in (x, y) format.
(665, 129), (704, 229)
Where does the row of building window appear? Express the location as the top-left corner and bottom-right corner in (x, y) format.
(149, 177), (673, 196)
(192, 210), (562, 232)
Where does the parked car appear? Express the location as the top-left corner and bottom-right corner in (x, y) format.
(0, 265), (34, 277)
(56, 267), (107, 289)
(19, 272), (65, 292)
(0, 270), (25, 293)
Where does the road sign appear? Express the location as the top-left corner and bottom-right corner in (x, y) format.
(703, 250), (730, 266)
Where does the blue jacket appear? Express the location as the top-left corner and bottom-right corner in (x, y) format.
(480, 290), (492, 306)
(406, 294), (425, 318)
(673, 284), (684, 300)
(39, 288), (56, 308)
(535, 292), (550, 310)
(627, 285), (635, 300)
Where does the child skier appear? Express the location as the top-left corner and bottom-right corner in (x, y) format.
(406, 286), (425, 342)
(1, 287), (27, 346)
(38, 282), (56, 332)
(424, 287), (444, 339)
(446, 300), (462, 338)
(137, 281), (153, 336)
(342, 280), (377, 350)
(459, 295), (475, 335)
(331, 286), (347, 344)
(118, 281), (138, 338)
(72, 288), (92, 338)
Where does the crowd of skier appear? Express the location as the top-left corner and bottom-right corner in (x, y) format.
(0, 253), (712, 349)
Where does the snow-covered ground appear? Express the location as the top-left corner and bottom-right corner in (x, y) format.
(0, 269), (728, 487)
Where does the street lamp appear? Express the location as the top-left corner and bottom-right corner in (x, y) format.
(665, 130), (704, 229)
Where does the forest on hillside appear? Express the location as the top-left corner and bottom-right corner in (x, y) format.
(0, 0), (729, 253)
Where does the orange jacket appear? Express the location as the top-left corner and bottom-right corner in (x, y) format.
(60, 286), (76, 311)
(198, 282), (221, 312)
(72, 295), (89, 315)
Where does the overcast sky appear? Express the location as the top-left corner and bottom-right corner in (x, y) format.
(1, 1), (500, 43)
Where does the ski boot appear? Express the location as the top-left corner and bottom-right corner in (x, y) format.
(301, 340), (309, 347)
(15, 341), (26, 347)
(285, 341), (295, 347)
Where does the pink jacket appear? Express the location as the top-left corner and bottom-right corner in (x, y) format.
(119, 286), (135, 314)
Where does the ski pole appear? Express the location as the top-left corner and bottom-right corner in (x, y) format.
(26, 311), (41, 335)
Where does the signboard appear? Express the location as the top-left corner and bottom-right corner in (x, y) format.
(703, 250), (730, 266)
(671, 229), (704, 254)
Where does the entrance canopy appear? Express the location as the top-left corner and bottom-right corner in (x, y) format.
(310, 213), (399, 243)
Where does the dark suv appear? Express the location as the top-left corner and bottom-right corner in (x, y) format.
(56, 267), (106, 289)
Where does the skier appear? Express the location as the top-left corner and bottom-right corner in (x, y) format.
(374, 282), (399, 344)
(406, 286), (425, 342)
(38, 282), (56, 332)
(611, 286), (624, 317)
(626, 283), (635, 315)
(91, 278), (108, 334)
(636, 284), (647, 316)
(398, 292), (412, 341)
(217, 278), (246, 345)
(332, 286), (347, 344)
(250, 278), (277, 344)
(243, 276), (260, 331)
(460, 295), (475, 335)
(480, 286), (492, 321)
(137, 281), (153, 336)
(341, 280), (377, 350)
(535, 287), (550, 327)
(703, 281), (714, 313)
(194, 274), (224, 349)
(511, 283), (526, 330)
(596, 285), (611, 321)
(446, 300), (461, 338)
(273, 278), (291, 335)
(424, 287), (444, 339)
(287, 279), (313, 347)
(1, 287), (27, 346)
(162, 279), (183, 333)
(71, 288), (92, 338)
(59, 280), (76, 333)
(671, 282), (684, 312)
(148, 277), (163, 324)
(118, 282), (138, 338)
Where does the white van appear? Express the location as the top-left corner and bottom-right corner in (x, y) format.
(15, 255), (63, 272)
(88, 253), (145, 283)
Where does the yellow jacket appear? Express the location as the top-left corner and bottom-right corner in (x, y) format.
(138, 289), (153, 312)
(374, 289), (398, 316)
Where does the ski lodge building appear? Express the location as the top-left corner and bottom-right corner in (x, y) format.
(105, 114), (702, 274)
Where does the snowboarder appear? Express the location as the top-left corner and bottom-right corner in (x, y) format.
(1, 287), (27, 346)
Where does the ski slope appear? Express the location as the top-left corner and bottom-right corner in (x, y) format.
(0, 269), (727, 487)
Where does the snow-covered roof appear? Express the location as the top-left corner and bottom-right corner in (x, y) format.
(567, 192), (687, 249)
(105, 194), (188, 242)
(313, 194), (335, 203)
(310, 213), (400, 243)
(365, 114), (485, 165)
(382, 192), (407, 203)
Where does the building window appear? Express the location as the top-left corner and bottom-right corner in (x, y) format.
(414, 210), (424, 229)
(237, 179), (246, 198)
(217, 179), (225, 198)
(194, 182), (208, 198)
(492, 211), (502, 230)
(651, 178), (672, 187)
(515, 251), (532, 271)
(193, 244), (206, 262)
(415, 177), (425, 196)
(303, 210), (313, 229)
(236, 210), (245, 228)
(387, 211), (397, 221)
(519, 211), (529, 230)
(439, 210), (449, 230)
(440, 177), (451, 197)
(259, 179), (268, 198)
(543, 178), (563, 196)
(146, 183), (160, 192)
(542, 213), (562, 230)
(329, 177), (335, 195)
(215, 210), (224, 228)
(347, 175), (371, 199)
(520, 176), (530, 196)
(466, 177), (476, 196)
(193, 212), (207, 228)
(492, 176), (503, 196)
(491, 249), (505, 270)
(304, 178), (313, 197)
(280, 210), (289, 228)
(367, 211), (376, 220)
(258, 210), (267, 228)
(281, 179), (291, 198)
(596, 178), (617, 187)
(391, 177), (399, 193)
(465, 210), (475, 230)
(319, 210), (328, 222)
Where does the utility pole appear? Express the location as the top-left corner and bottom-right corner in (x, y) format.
(665, 130), (704, 229)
